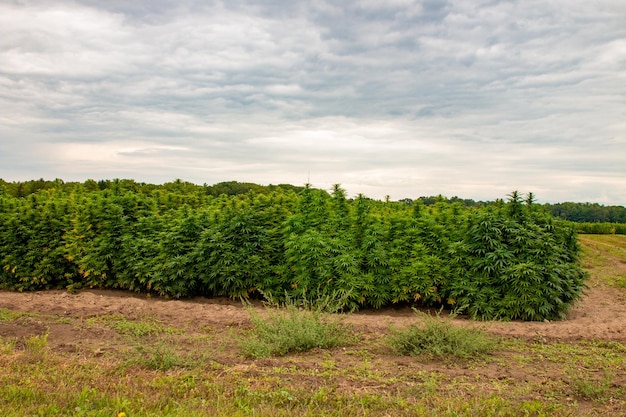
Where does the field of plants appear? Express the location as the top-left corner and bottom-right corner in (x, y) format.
(0, 179), (589, 321)
(0, 233), (625, 416)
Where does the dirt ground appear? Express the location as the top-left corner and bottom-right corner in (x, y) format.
(0, 274), (624, 347)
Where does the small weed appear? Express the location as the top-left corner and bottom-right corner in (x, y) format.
(583, 340), (626, 353)
(240, 301), (357, 358)
(53, 316), (74, 324)
(86, 314), (179, 337)
(343, 348), (375, 359)
(0, 384), (45, 404)
(233, 381), (298, 409)
(24, 333), (49, 355)
(0, 336), (18, 354)
(130, 343), (191, 371)
(0, 308), (28, 322)
(610, 273), (626, 290)
(388, 309), (496, 359)
(568, 369), (612, 400)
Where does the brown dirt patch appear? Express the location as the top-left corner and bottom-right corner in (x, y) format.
(2, 277), (624, 349)
(0, 274), (623, 414)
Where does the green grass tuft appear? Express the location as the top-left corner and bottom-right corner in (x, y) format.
(388, 309), (496, 359)
(0, 308), (29, 322)
(24, 333), (49, 355)
(0, 336), (18, 354)
(568, 369), (613, 400)
(85, 314), (179, 337)
(131, 343), (189, 371)
(240, 301), (357, 358)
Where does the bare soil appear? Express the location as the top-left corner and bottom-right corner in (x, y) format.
(2, 282), (626, 413)
(0, 277), (624, 348)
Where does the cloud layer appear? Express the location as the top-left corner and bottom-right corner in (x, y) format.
(1, 0), (625, 204)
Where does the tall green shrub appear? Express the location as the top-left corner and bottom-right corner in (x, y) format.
(447, 195), (587, 320)
(191, 203), (273, 298)
(0, 192), (77, 290)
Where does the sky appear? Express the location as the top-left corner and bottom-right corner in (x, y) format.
(1, 0), (625, 204)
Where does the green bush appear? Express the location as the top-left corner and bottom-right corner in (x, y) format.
(446, 198), (587, 321)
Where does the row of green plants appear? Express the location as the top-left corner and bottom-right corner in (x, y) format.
(574, 222), (626, 235)
(0, 181), (587, 320)
(6, 178), (626, 224)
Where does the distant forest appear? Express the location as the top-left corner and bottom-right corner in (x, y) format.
(410, 196), (626, 224)
(1, 178), (625, 223)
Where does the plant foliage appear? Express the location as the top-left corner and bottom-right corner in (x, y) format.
(240, 300), (355, 358)
(0, 180), (588, 321)
(388, 309), (495, 359)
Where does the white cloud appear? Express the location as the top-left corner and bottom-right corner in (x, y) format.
(0, 0), (625, 205)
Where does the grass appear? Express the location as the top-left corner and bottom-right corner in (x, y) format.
(85, 313), (180, 337)
(612, 274), (626, 289)
(0, 307), (30, 322)
(240, 301), (357, 358)
(1, 320), (624, 416)
(388, 309), (496, 359)
(129, 343), (191, 371)
(0, 358), (582, 416)
(579, 234), (626, 294)
(568, 368), (613, 400)
(0, 336), (17, 354)
(123, 338), (215, 372)
(24, 333), (49, 355)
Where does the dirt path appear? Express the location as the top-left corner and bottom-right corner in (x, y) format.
(1, 279), (624, 344)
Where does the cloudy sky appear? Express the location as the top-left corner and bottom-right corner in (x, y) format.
(1, 0), (625, 204)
